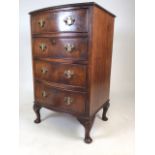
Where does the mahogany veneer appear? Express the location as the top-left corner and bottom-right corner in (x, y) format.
(29, 2), (115, 143)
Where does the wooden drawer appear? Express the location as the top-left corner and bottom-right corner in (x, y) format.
(32, 37), (88, 60)
(35, 81), (86, 114)
(34, 60), (87, 87)
(31, 9), (88, 33)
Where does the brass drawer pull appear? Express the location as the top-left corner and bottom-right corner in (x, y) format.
(64, 96), (73, 105)
(41, 90), (47, 98)
(39, 43), (46, 52)
(64, 43), (75, 53)
(38, 19), (45, 28)
(41, 67), (48, 74)
(64, 70), (74, 79)
(64, 16), (75, 26)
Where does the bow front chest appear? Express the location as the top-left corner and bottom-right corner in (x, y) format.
(29, 2), (115, 143)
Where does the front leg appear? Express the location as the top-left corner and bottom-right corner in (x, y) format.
(78, 116), (95, 144)
(102, 100), (110, 121)
(33, 103), (41, 123)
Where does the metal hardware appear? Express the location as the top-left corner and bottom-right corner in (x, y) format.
(51, 39), (56, 45)
(64, 70), (74, 79)
(64, 16), (75, 26)
(38, 19), (45, 28)
(41, 67), (48, 74)
(64, 43), (75, 53)
(64, 96), (73, 105)
(41, 90), (47, 98)
(39, 43), (46, 51)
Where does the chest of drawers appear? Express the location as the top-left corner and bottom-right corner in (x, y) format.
(29, 2), (115, 143)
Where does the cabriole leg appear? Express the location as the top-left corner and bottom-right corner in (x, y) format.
(78, 116), (95, 144)
(102, 100), (110, 121)
(33, 103), (41, 123)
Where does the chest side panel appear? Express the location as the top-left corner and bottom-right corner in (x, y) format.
(88, 6), (115, 116)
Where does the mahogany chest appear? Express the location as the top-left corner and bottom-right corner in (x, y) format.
(29, 2), (115, 143)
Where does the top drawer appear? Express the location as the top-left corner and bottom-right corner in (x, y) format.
(31, 9), (88, 34)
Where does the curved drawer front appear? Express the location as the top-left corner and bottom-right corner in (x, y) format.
(35, 81), (86, 114)
(34, 60), (87, 87)
(33, 37), (88, 59)
(31, 9), (88, 33)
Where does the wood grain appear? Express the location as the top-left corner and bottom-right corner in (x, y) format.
(31, 9), (88, 33)
(35, 80), (86, 114)
(30, 2), (115, 143)
(32, 37), (88, 60)
(34, 60), (87, 87)
(88, 6), (114, 116)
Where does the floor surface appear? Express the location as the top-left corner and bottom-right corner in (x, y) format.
(19, 91), (134, 155)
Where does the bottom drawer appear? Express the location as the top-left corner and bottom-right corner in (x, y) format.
(35, 81), (86, 114)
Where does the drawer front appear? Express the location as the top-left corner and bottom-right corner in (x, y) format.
(31, 9), (88, 33)
(33, 37), (88, 60)
(35, 81), (86, 114)
(34, 60), (87, 87)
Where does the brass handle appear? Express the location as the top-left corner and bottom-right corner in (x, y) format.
(39, 43), (46, 52)
(64, 96), (73, 105)
(41, 90), (47, 98)
(64, 43), (75, 53)
(64, 70), (74, 79)
(41, 67), (48, 74)
(64, 16), (75, 26)
(38, 19), (45, 28)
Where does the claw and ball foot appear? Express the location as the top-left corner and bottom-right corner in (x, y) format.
(33, 103), (41, 123)
(78, 116), (95, 144)
(102, 101), (110, 121)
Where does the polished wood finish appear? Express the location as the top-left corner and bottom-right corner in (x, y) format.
(31, 9), (88, 34)
(102, 100), (110, 121)
(29, 2), (115, 18)
(35, 58), (88, 65)
(33, 37), (88, 60)
(88, 6), (115, 116)
(78, 116), (95, 143)
(35, 81), (86, 114)
(33, 103), (41, 123)
(30, 2), (115, 143)
(34, 60), (87, 87)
